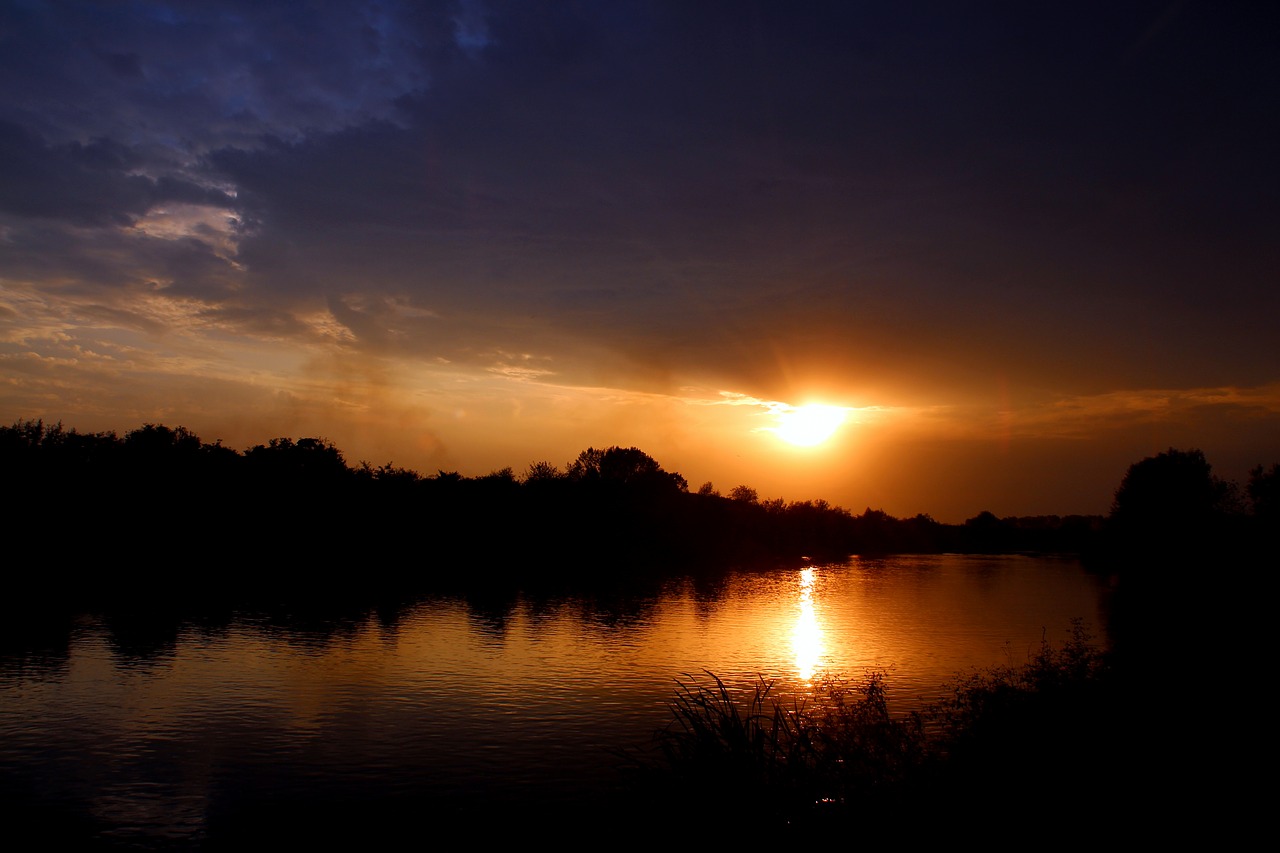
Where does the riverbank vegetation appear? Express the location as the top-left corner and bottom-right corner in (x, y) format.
(641, 621), (1130, 839)
(4, 418), (1276, 622)
(10, 419), (1274, 579)
(2, 419), (1104, 570)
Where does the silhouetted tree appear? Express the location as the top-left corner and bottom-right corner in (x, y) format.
(565, 446), (687, 493)
(1104, 447), (1248, 582)
(3, 415), (1124, 597)
(1110, 448), (1232, 531)
(121, 424), (210, 497)
(124, 423), (202, 458)
(355, 461), (421, 485)
(0, 418), (59, 452)
(523, 461), (562, 483)
(1248, 463), (1280, 523)
(962, 510), (1006, 552)
(244, 436), (351, 488)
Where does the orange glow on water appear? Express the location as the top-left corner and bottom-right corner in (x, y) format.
(792, 567), (825, 680)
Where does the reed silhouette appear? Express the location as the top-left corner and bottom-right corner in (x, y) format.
(644, 622), (1125, 841)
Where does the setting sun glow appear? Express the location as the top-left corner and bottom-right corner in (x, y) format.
(771, 404), (848, 447)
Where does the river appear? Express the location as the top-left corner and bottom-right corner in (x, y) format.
(0, 553), (1109, 846)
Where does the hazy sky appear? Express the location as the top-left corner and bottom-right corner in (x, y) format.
(2, 1), (1277, 520)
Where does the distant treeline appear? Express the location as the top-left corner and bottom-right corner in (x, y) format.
(4, 419), (1276, 594)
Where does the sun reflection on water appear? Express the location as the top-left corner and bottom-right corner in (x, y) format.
(793, 567), (825, 680)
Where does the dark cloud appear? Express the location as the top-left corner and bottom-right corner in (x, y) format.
(0, 213), (241, 303)
(0, 1), (441, 146)
(199, 305), (312, 340)
(2, 0), (1278, 399)
(94, 49), (143, 79)
(0, 121), (234, 226)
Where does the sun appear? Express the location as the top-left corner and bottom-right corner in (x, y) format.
(771, 404), (847, 447)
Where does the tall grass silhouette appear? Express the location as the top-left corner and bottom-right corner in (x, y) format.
(651, 621), (1116, 836)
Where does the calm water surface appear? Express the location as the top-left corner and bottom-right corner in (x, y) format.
(1, 554), (1107, 844)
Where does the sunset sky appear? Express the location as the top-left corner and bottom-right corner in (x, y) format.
(2, 1), (1277, 521)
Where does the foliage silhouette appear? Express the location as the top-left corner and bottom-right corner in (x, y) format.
(1111, 448), (1232, 529)
(1100, 446), (1265, 586)
(5, 418), (1276, 603)
(1248, 463), (1280, 527)
(565, 445), (687, 493)
(648, 621), (1120, 838)
(522, 460), (562, 483)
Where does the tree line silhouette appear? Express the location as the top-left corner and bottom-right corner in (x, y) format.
(4, 418), (1276, 600)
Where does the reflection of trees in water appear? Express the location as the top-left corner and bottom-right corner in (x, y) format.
(687, 574), (733, 622)
(578, 591), (662, 633)
(101, 611), (184, 668)
(55, 599), (421, 663)
(242, 597), (418, 649)
(97, 608), (237, 668)
(461, 582), (668, 641)
(0, 609), (77, 681)
(464, 589), (520, 640)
